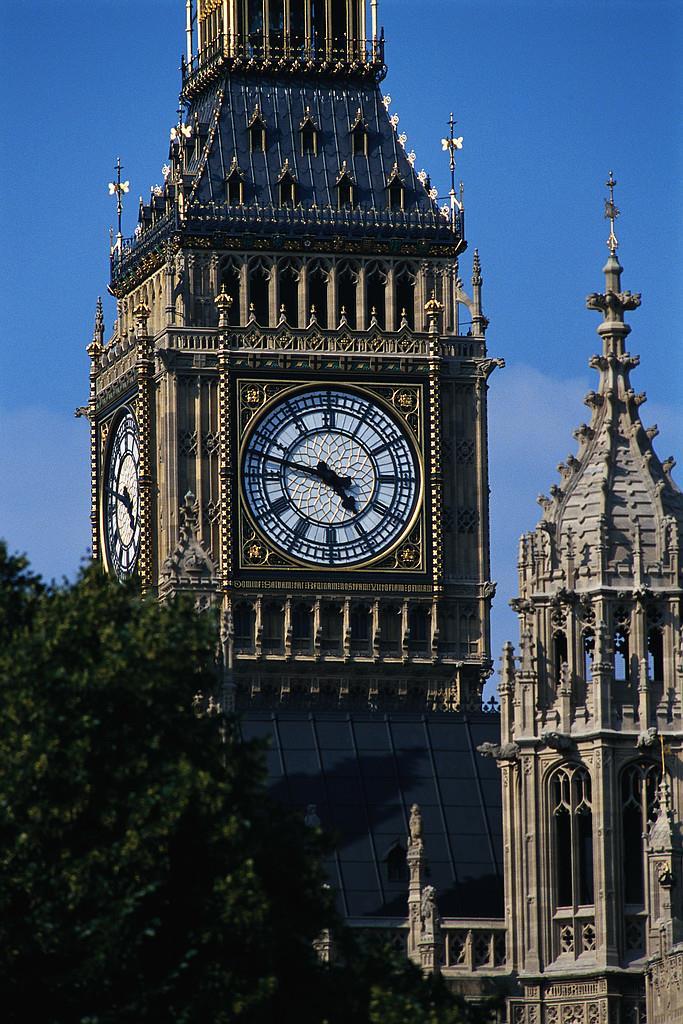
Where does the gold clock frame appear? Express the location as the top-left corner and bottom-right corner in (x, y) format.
(235, 379), (427, 574)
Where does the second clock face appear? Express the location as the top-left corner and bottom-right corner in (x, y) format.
(241, 387), (421, 567)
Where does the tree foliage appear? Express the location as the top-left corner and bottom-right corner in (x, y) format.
(0, 543), (498, 1023)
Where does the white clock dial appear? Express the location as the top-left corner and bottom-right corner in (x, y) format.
(241, 387), (421, 567)
(104, 410), (141, 579)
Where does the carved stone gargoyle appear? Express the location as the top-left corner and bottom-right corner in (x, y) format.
(477, 741), (520, 762)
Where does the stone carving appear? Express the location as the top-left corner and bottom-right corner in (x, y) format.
(160, 491), (219, 607)
(636, 727), (658, 750)
(477, 740), (520, 762)
(540, 730), (574, 751)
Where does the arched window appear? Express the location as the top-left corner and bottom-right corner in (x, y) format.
(248, 260), (270, 325)
(551, 765), (594, 909)
(308, 262), (329, 327)
(291, 602), (313, 654)
(350, 603), (372, 654)
(582, 629), (594, 683)
(408, 605), (430, 655)
(320, 602), (342, 654)
(379, 604), (401, 656)
(262, 600), (284, 653)
(395, 263), (416, 329)
(366, 262), (387, 329)
(647, 628), (664, 683)
(337, 262), (358, 328)
(553, 630), (568, 681)
(622, 762), (661, 907)
(278, 262), (299, 325)
(614, 627), (629, 682)
(233, 602), (255, 653)
(219, 260), (241, 326)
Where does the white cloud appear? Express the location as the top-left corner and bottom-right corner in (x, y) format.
(486, 362), (683, 692)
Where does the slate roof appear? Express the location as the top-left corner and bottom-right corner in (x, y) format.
(185, 73), (443, 218)
(240, 710), (504, 920)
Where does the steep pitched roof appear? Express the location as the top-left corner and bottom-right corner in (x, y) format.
(523, 249), (683, 594)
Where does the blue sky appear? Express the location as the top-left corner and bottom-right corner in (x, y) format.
(1, 0), (681, 671)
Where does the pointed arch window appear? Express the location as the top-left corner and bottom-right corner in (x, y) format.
(219, 258), (241, 326)
(395, 263), (416, 329)
(248, 106), (267, 153)
(336, 163), (355, 209)
(387, 164), (405, 211)
(299, 109), (319, 156)
(647, 628), (664, 683)
(551, 765), (594, 909)
(337, 261), (358, 328)
(278, 160), (298, 208)
(351, 109), (368, 156)
(225, 157), (245, 205)
(366, 262), (387, 329)
(278, 260), (300, 325)
(248, 259), (271, 325)
(621, 762), (661, 910)
(553, 630), (568, 682)
(614, 627), (630, 682)
(308, 261), (329, 328)
(582, 629), (595, 683)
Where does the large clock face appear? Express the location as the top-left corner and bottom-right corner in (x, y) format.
(241, 387), (421, 567)
(104, 410), (141, 579)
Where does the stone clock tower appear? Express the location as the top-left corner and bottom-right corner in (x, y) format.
(90, 0), (501, 715)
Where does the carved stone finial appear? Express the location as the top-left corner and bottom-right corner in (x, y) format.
(472, 248), (482, 286)
(214, 284), (233, 327)
(160, 492), (218, 605)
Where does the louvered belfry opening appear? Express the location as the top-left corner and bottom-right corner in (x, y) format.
(196, 0), (373, 67)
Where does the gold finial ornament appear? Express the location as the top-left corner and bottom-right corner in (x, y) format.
(604, 170), (620, 255)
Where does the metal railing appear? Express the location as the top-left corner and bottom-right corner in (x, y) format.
(182, 32), (386, 94)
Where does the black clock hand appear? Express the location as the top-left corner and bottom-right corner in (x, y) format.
(121, 486), (136, 531)
(316, 462), (358, 513)
(107, 486), (136, 530)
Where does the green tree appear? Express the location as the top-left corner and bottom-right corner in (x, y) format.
(0, 544), (499, 1023)
(0, 546), (334, 1023)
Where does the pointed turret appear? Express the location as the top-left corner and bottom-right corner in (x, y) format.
(500, 182), (683, 1012)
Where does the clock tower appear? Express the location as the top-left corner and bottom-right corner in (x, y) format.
(91, 0), (502, 714)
